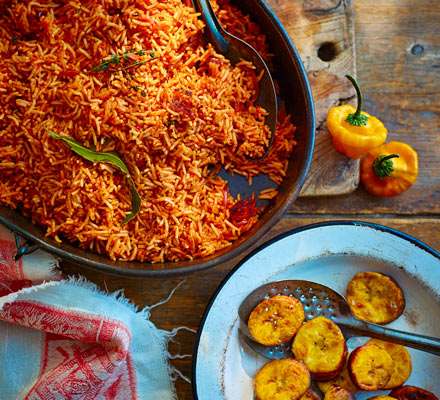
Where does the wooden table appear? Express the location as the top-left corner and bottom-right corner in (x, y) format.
(61, 0), (440, 398)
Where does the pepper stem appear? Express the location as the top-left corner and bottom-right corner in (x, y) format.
(344, 75), (369, 126)
(346, 75), (363, 117)
(372, 154), (400, 179)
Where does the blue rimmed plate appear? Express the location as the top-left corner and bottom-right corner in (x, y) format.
(192, 221), (440, 399)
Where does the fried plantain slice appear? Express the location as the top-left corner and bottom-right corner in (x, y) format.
(323, 384), (355, 400)
(348, 343), (394, 390)
(292, 316), (347, 381)
(248, 295), (305, 346)
(254, 358), (310, 400)
(367, 396), (398, 400)
(366, 338), (412, 389)
(300, 389), (321, 400)
(346, 271), (405, 324)
(390, 385), (439, 400)
(316, 354), (358, 394)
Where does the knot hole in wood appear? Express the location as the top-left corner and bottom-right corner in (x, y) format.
(317, 42), (338, 62)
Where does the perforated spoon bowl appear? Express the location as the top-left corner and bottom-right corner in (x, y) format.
(193, 0), (277, 160)
(238, 279), (440, 359)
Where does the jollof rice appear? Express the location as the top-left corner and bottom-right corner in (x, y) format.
(0, 0), (297, 262)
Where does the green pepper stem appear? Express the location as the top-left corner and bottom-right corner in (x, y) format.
(378, 154), (399, 167)
(372, 153), (400, 179)
(345, 75), (364, 118)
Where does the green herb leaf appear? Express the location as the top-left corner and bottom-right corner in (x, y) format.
(90, 49), (153, 73)
(46, 129), (141, 224)
(129, 84), (140, 92)
(91, 62), (109, 72)
(122, 185), (142, 224)
(12, 37), (18, 43)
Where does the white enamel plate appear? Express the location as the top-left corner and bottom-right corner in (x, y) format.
(192, 221), (440, 399)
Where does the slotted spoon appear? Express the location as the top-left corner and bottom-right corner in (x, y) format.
(238, 279), (440, 359)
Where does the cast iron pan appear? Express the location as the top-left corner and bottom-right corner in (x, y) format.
(0, 0), (315, 278)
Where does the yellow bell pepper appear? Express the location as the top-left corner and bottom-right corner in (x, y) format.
(327, 75), (387, 159)
(360, 141), (419, 197)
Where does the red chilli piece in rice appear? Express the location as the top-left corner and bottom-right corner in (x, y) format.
(230, 198), (259, 226)
(170, 89), (195, 120)
(206, 56), (224, 66)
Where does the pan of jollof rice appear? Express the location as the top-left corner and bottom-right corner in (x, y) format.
(0, 0), (314, 277)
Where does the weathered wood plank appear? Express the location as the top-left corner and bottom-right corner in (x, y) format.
(292, 0), (440, 213)
(268, 0), (360, 196)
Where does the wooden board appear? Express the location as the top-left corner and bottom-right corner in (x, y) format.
(266, 0), (360, 196)
(291, 0), (440, 214)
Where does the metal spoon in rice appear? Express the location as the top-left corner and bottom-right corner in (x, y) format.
(193, 0), (277, 160)
(238, 279), (440, 359)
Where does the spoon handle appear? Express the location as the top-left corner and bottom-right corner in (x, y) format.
(338, 318), (440, 356)
(193, 0), (229, 53)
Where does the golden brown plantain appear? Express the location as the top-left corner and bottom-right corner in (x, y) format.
(390, 385), (439, 400)
(248, 295), (305, 346)
(316, 354), (357, 394)
(346, 271), (405, 324)
(300, 389), (321, 400)
(366, 338), (412, 389)
(348, 343), (394, 390)
(254, 358), (310, 400)
(292, 316), (347, 381)
(323, 384), (355, 400)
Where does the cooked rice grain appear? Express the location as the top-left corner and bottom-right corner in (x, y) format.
(0, 0), (297, 263)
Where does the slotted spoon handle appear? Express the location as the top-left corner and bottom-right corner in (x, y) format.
(337, 318), (440, 356)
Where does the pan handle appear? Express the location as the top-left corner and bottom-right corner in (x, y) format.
(13, 232), (41, 261)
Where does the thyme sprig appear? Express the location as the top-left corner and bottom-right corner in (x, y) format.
(90, 49), (156, 98)
(90, 49), (155, 73)
(128, 84), (147, 97)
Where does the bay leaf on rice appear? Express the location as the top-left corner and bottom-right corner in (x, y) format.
(46, 129), (141, 224)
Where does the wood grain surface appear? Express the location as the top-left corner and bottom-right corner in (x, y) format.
(56, 0), (440, 399)
(272, 0), (361, 196)
(292, 0), (440, 214)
